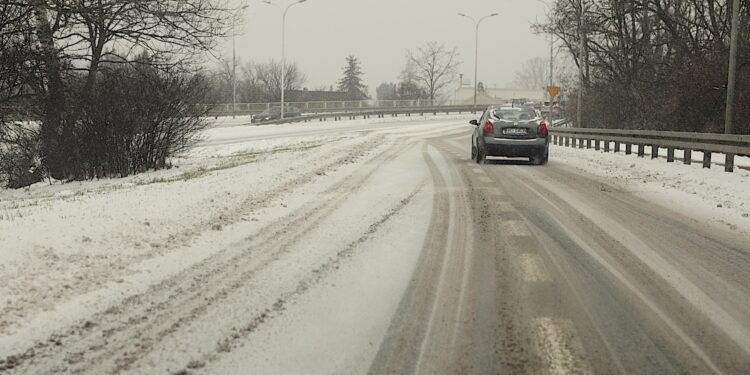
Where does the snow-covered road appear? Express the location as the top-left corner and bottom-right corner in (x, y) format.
(1, 116), (749, 373)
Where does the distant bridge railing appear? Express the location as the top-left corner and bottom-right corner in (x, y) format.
(201, 99), (503, 116)
(255, 105), (485, 125)
(549, 127), (750, 172)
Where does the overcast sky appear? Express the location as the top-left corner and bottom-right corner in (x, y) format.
(219, 0), (551, 96)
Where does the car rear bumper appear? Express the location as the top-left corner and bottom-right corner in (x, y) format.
(482, 136), (548, 157)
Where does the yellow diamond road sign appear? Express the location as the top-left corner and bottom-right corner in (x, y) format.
(547, 86), (561, 100)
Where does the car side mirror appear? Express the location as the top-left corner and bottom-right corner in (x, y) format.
(469, 119), (479, 126)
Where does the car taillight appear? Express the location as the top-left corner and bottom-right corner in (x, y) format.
(483, 120), (494, 134)
(537, 121), (548, 136)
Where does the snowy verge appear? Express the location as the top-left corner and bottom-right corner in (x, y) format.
(0, 117), (466, 360)
(551, 144), (750, 235)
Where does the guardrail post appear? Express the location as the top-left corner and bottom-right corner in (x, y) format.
(565, 137), (570, 147)
(651, 145), (659, 159)
(586, 139), (592, 149)
(703, 152), (712, 168)
(578, 138), (584, 148)
(637, 144), (645, 157)
(595, 140), (601, 151)
(614, 142), (621, 153)
(726, 154), (735, 172)
(667, 147), (675, 162)
(604, 140), (609, 152)
(625, 143), (632, 155)
(684, 149), (692, 165)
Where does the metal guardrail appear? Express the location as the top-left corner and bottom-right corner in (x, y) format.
(202, 99), (498, 117)
(549, 127), (750, 172)
(255, 105), (484, 125)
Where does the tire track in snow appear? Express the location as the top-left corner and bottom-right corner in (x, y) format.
(1, 139), (417, 374)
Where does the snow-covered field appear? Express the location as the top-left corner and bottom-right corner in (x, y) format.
(1, 115), (749, 372)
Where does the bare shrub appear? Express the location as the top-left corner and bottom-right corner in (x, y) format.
(0, 122), (42, 188)
(74, 62), (211, 178)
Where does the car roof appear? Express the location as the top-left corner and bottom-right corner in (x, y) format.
(489, 106), (530, 111)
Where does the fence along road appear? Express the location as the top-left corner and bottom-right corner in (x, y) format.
(202, 99), (467, 117)
(549, 127), (750, 173)
(246, 106), (749, 174)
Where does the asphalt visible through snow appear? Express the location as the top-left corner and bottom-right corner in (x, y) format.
(2, 118), (749, 374)
(370, 132), (750, 374)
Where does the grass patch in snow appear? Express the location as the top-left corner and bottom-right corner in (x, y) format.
(139, 142), (323, 186)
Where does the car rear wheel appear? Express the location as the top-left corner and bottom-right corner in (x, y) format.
(530, 154), (548, 166)
(476, 146), (486, 164)
(471, 145), (478, 161)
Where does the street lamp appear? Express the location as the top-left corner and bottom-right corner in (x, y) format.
(458, 12), (499, 107)
(264, 0), (308, 119)
(534, 0), (555, 88)
(232, 5), (249, 119)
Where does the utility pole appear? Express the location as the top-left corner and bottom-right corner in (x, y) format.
(577, 0), (586, 128)
(232, 17), (237, 119)
(724, 0), (741, 135)
(231, 5), (248, 120)
(457, 73), (464, 104)
(549, 34), (554, 88)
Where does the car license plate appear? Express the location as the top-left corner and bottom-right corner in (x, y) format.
(503, 128), (527, 135)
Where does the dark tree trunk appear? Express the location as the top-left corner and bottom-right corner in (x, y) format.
(31, 0), (71, 179)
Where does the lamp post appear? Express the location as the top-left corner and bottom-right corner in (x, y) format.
(458, 12), (499, 107)
(231, 5), (249, 119)
(264, 0), (308, 119)
(534, 0), (555, 89)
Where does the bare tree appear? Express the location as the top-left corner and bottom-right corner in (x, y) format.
(27, 0), (235, 179)
(0, 2), (38, 109)
(255, 60), (306, 102)
(407, 42), (460, 101)
(0, 2), (45, 188)
(239, 61), (265, 103)
(513, 57), (548, 89)
(540, 0), (750, 133)
(203, 59), (307, 104)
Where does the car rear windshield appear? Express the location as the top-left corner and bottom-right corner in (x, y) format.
(491, 109), (537, 121)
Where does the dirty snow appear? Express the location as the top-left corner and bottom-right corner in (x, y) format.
(2, 113), (749, 372)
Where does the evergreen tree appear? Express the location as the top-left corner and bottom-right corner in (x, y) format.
(337, 56), (368, 100)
